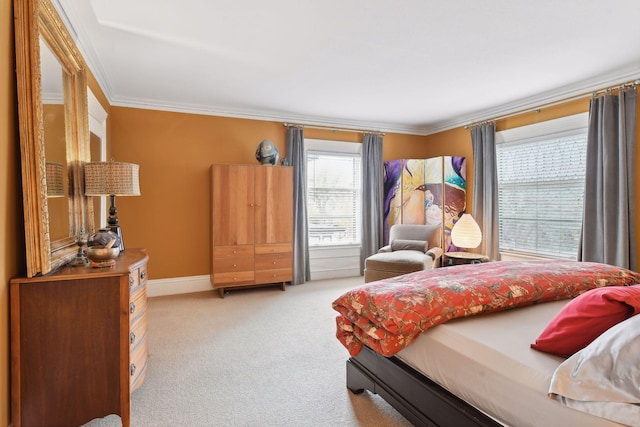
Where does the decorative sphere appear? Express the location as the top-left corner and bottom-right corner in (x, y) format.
(255, 139), (279, 165)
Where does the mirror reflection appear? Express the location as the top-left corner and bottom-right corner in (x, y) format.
(90, 131), (105, 228)
(40, 36), (71, 242)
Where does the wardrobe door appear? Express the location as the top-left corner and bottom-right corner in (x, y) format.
(211, 164), (255, 246)
(254, 166), (293, 245)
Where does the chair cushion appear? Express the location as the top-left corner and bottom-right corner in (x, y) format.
(365, 250), (429, 274)
(388, 224), (441, 251)
(390, 239), (427, 252)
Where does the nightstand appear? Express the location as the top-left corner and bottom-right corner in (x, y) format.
(444, 251), (488, 266)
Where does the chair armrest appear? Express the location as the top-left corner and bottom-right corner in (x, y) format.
(378, 245), (392, 253)
(426, 247), (443, 261)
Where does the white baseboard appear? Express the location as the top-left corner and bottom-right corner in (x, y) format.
(147, 275), (213, 298)
(310, 268), (361, 281)
(147, 270), (364, 297)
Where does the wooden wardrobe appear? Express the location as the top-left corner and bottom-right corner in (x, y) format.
(211, 164), (293, 297)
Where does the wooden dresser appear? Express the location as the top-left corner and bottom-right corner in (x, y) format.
(211, 164), (293, 297)
(10, 249), (149, 427)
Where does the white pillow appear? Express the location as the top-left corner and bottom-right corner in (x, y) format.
(548, 313), (640, 425)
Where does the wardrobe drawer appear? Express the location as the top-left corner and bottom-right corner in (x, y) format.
(255, 268), (292, 284)
(213, 271), (254, 286)
(255, 243), (291, 256)
(214, 256), (254, 273)
(215, 245), (254, 258)
(255, 255), (292, 271)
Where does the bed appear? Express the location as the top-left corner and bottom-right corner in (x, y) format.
(333, 260), (640, 427)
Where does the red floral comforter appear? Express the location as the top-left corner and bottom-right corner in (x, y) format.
(332, 261), (640, 357)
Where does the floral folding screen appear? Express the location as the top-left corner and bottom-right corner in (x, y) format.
(383, 157), (467, 251)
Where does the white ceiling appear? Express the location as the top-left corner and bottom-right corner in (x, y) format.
(55, 0), (640, 135)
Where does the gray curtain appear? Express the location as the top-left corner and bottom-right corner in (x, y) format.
(579, 88), (637, 271)
(360, 133), (384, 274)
(471, 123), (500, 261)
(286, 126), (310, 284)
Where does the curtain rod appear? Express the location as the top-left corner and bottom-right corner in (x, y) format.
(465, 79), (640, 129)
(283, 122), (385, 136)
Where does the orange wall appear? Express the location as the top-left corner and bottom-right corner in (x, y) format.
(2, 0), (25, 423)
(109, 107), (432, 279)
(111, 94), (640, 280)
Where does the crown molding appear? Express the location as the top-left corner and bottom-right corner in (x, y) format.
(420, 65), (640, 135)
(109, 95), (429, 135)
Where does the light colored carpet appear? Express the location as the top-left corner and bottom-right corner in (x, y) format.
(87, 276), (413, 427)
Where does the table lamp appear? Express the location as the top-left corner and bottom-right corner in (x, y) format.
(84, 161), (140, 252)
(451, 213), (482, 249)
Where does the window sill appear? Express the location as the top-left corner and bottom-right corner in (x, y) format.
(499, 250), (576, 262)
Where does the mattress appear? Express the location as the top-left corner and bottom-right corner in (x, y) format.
(395, 300), (626, 427)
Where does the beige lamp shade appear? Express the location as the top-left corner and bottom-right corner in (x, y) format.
(46, 162), (64, 197)
(84, 161), (141, 196)
(451, 214), (482, 249)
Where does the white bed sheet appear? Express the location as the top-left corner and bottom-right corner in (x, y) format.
(395, 300), (626, 427)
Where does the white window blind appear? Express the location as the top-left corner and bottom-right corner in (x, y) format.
(306, 151), (361, 246)
(496, 121), (587, 260)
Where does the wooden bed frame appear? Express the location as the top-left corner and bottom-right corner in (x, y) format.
(346, 346), (503, 427)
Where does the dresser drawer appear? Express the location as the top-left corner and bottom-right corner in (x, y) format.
(215, 245), (254, 258)
(130, 284), (147, 323)
(255, 243), (291, 255)
(129, 264), (147, 293)
(255, 268), (292, 284)
(130, 333), (148, 391)
(213, 271), (254, 286)
(255, 255), (292, 271)
(129, 309), (147, 350)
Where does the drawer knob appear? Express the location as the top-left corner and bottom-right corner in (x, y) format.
(233, 250), (237, 254)
(233, 264), (237, 267)
(141, 270), (146, 280)
(130, 332), (136, 344)
(129, 276), (134, 287)
(273, 261), (277, 265)
(130, 363), (136, 376)
(130, 302), (136, 314)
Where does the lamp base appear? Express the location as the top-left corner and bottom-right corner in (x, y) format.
(71, 252), (89, 267)
(107, 225), (125, 252)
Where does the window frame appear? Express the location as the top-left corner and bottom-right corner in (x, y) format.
(304, 138), (362, 248)
(495, 112), (589, 260)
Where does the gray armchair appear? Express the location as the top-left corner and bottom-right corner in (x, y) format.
(364, 224), (443, 283)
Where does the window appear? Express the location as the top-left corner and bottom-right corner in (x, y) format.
(305, 139), (361, 246)
(496, 113), (588, 259)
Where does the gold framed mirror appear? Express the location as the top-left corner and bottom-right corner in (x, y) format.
(14, 0), (93, 276)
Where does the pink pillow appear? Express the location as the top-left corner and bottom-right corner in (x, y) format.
(531, 284), (640, 357)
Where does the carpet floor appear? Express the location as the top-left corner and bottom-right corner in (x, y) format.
(86, 276), (413, 427)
